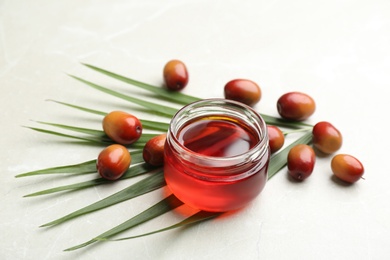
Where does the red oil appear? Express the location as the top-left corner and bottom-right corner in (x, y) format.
(164, 116), (269, 212)
(178, 118), (258, 157)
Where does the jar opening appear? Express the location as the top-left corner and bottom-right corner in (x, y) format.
(167, 99), (269, 169)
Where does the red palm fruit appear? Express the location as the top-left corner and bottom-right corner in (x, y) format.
(143, 134), (167, 166)
(331, 154), (364, 183)
(277, 92), (316, 121)
(312, 121), (342, 154)
(103, 111), (142, 145)
(287, 144), (316, 181)
(224, 79), (261, 107)
(267, 125), (284, 153)
(163, 59), (189, 91)
(97, 144), (131, 180)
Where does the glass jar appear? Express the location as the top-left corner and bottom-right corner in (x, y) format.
(164, 99), (270, 212)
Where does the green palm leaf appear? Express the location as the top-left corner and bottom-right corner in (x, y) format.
(64, 194), (184, 251)
(261, 114), (312, 128)
(26, 126), (151, 148)
(140, 119), (170, 132)
(101, 211), (221, 242)
(24, 163), (156, 197)
(16, 159), (97, 178)
(82, 63), (199, 105)
(16, 151), (143, 178)
(36, 121), (158, 143)
(40, 171), (165, 227)
(47, 99), (106, 116)
(25, 126), (110, 145)
(68, 75), (178, 117)
(36, 121), (106, 136)
(48, 100), (171, 131)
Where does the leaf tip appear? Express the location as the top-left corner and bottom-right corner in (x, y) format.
(39, 222), (52, 228)
(66, 73), (77, 79)
(63, 239), (97, 251)
(63, 246), (78, 252)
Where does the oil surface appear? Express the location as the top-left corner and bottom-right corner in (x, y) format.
(177, 117), (259, 157)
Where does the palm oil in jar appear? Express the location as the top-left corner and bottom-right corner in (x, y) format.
(164, 99), (270, 212)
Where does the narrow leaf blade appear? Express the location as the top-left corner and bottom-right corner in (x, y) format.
(15, 160), (96, 178)
(23, 163), (154, 197)
(82, 63), (200, 105)
(260, 114), (313, 129)
(106, 211), (221, 242)
(47, 100), (171, 131)
(64, 194), (184, 251)
(16, 150), (142, 178)
(47, 100), (106, 116)
(36, 121), (106, 137)
(40, 171), (165, 227)
(25, 126), (109, 145)
(140, 119), (170, 132)
(68, 75), (178, 117)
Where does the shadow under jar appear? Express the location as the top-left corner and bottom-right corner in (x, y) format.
(164, 99), (270, 212)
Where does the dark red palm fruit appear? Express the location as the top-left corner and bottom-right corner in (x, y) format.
(312, 121), (342, 154)
(277, 92), (316, 121)
(97, 144), (131, 180)
(224, 79), (261, 107)
(143, 134), (167, 166)
(287, 144), (316, 181)
(103, 111), (142, 145)
(267, 125), (284, 153)
(163, 59), (189, 91)
(331, 154), (364, 183)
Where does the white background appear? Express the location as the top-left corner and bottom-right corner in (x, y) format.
(1, 0), (389, 259)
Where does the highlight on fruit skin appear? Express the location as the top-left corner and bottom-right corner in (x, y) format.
(163, 59), (189, 91)
(277, 91), (316, 121)
(331, 154), (364, 183)
(312, 121), (342, 154)
(267, 125), (284, 153)
(224, 79), (261, 107)
(287, 144), (316, 181)
(97, 144), (132, 180)
(143, 134), (167, 166)
(103, 111), (143, 145)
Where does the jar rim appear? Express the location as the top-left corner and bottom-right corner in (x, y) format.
(168, 98), (269, 164)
